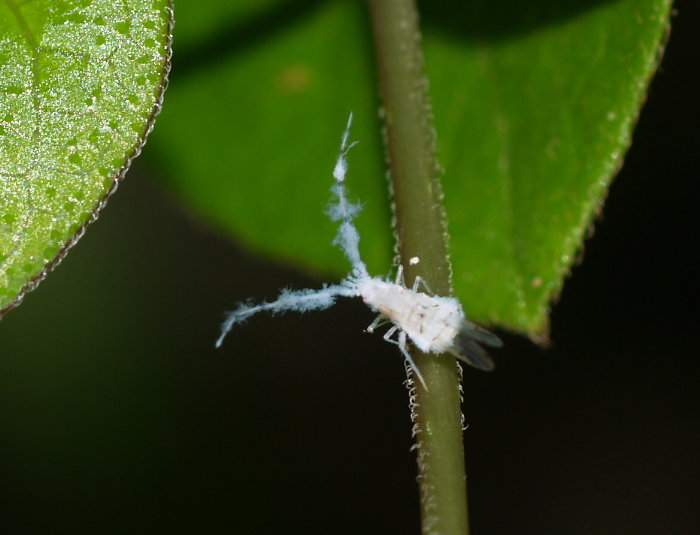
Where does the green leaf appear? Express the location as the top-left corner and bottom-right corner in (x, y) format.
(426, 0), (673, 335)
(148, 0), (671, 337)
(0, 0), (172, 314)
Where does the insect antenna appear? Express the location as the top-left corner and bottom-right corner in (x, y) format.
(216, 283), (358, 348)
(327, 113), (368, 278)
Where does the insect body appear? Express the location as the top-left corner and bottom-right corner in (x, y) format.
(216, 114), (501, 388)
(358, 266), (500, 385)
(362, 276), (463, 354)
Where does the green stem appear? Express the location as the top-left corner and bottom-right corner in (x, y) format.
(367, 1), (469, 534)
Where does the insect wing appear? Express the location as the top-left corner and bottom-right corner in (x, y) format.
(460, 318), (503, 348)
(449, 319), (502, 372)
(452, 334), (496, 372)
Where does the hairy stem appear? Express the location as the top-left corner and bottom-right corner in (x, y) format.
(367, 1), (470, 534)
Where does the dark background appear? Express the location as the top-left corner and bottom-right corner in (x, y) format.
(0, 2), (697, 534)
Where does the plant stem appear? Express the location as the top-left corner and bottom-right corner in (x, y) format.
(367, 1), (470, 534)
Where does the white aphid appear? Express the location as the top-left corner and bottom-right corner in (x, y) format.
(216, 114), (501, 388)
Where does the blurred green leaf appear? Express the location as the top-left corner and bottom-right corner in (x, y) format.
(150, 0), (671, 336)
(0, 0), (172, 314)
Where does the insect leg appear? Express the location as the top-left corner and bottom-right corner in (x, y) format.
(394, 264), (406, 286)
(382, 324), (399, 342)
(397, 331), (428, 390)
(381, 326), (428, 390)
(396, 263), (433, 295)
(366, 313), (390, 333)
(411, 275), (433, 295)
